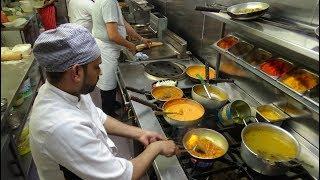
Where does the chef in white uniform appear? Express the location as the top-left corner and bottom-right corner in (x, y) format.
(67, 0), (94, 32)
(30, 24), (178, 180)
(92, 0), (151, 117)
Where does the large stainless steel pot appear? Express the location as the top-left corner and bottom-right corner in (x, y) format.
(240, 120), (301, 176)
(191, 84), (228, 110)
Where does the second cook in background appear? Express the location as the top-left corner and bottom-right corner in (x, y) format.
(92, 0), (152, 117)
(67, 0), (94, 32)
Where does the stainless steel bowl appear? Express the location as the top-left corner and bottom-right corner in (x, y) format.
(191, 84), (228, 110)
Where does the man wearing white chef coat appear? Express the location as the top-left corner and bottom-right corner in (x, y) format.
(30, 24), (178, 180)
(67, 0), (94, 32)
(92, 0), (152, 117)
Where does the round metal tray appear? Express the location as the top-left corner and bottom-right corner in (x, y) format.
(144, 61), (186, 80)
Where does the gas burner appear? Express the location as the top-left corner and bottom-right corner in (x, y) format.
(144, 61), (186, 80)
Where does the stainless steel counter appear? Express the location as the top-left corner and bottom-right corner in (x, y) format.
(1, 56), (34, 127)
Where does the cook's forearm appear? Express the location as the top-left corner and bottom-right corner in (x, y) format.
(106, 23), (134, 50)
(124, 20), (142, 40)
(130, 143), (160, 180)
(110, 32), (133, 49)
(104, 116), (143, 139)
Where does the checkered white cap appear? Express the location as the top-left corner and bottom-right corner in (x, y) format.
(33, 23), (101, 72)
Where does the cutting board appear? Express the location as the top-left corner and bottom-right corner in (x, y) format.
(136, 41), (163, 51)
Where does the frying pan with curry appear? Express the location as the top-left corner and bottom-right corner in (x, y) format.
(130, 96), (205, 127)
(126, 86), (183, 102)
(195, 2), (269, 20)
(186, 65), (216, 82)
(186, 65), (234, 84)
(182, 128), (229, 160)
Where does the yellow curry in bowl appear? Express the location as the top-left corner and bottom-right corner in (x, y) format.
(151, 86), (183, 101)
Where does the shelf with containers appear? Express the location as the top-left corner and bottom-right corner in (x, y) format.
(1, 54), (45, 179)
(211, 34), (319, 116)
(195, 10), (319, 118)
(201, 12), (319, 62)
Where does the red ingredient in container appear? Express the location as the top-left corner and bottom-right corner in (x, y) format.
(217, 36), (238, 49)
(260, 59), (292, 77)
(1, 11), (9, 23)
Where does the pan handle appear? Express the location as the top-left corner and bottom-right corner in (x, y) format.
(242, 116), (259, 126)
(195, 6), (221, 13)
(126, 86), (149, 95)
(130, 96), (163, 111)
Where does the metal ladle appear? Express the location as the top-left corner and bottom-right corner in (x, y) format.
(196, 74), (223, 101)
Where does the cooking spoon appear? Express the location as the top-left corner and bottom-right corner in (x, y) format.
(196, 74), (212, 99)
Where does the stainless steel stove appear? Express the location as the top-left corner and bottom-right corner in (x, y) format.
(116, 58), (317, 180)
(151, 89), (313, 180)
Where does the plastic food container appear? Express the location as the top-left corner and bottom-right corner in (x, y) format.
(227, 41), (254, 57)
(20, 78), (32, 98)
(259, 58), (294, 79)
(215, 35), (239, 51)
(243, 48), (272, 67)
(8, 109), (21, 129)
(256, 104), (289, 126)
(279, 68), (319, 94)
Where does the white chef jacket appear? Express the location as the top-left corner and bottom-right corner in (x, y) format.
(29, 81), (133, 180)
(68, 0), (94, 32)
(92, 0), (127, 91)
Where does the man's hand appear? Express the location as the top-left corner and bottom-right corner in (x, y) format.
(141, 37), (152, 48)
(152, 140), (179, 157)
(128, 43), (137, 54)
(136, 130), (165, 146)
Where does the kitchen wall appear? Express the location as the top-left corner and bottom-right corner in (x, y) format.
(147, 0), (319, 152)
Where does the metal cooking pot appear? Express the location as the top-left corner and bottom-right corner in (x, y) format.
(191, 84), (228, 110)
(182, 128), (229, 160)
(126, 86), (183, 102)
(130, 96), (205, 127)
(218, 100), (254, 126)
(240, 120), (301, 176)
(195, 2), (269, 20)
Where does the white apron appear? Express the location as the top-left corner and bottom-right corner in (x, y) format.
(95, 38), (121, 91)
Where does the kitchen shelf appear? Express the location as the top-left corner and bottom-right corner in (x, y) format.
(12, 75), (42, 141)
(212, 45), (319, 115)
(202, 12), (319, 61)
(1, 57), (35, 130)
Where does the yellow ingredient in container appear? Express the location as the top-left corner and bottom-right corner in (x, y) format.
(258, 109), (282, 122)
(244, 129), (298, 161)
(281, 71), (318, 93)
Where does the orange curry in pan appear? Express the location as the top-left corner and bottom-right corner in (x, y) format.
(186, 134), (224, 159)
(163, 99), (204, 121)
(186, 65), (216, 80)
